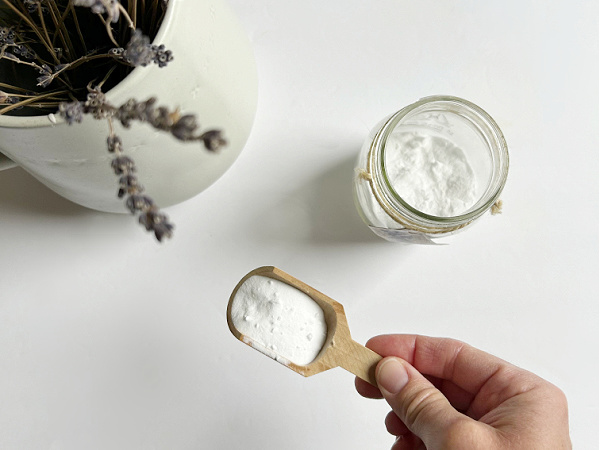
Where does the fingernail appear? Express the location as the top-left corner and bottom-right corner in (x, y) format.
(377, 358), (409, 395)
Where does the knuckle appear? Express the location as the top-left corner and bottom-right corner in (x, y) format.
(401, 385), (445, 428)
(546, 383), (569, 412)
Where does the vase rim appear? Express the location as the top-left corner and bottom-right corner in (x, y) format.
(0, 0), (177, 129)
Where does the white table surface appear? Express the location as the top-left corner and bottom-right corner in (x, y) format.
(1, 1), (598, 449)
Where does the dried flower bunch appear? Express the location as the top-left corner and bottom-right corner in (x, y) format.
(0, 0), (226, 241)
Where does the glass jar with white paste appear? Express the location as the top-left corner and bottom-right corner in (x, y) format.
(353, 95), (509, 244)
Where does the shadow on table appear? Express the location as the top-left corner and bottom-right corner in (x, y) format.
(305, 153), (375, 244)
(0, 166), (89, 218)
(258, 151), (382, 245)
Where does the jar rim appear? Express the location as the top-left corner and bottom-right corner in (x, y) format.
(367, 95), (509, 233)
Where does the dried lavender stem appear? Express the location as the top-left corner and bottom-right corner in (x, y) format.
(116, 3), (134, 29)
(99, 14), (119, 47)
(0, 0), (59, 64)
(140, 0), (147, 29)
(39, 53), (118, 87)
(105, 114), (175, 241)
(0, 89), (68, 115)
(107, 114), (115, 135)
(131, 0), (137, 29)
(0, 48), (44, 72)
(97, 65), (116, 89)
(45, 1), (75, 58)
(67, 2), (87, 53)
(36, 7), (55, 58)
(0, 81), (29, 92)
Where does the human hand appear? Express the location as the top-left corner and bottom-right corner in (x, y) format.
(355, 335), (571, 449)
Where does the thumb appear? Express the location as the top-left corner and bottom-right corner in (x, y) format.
(376, 357), (469, 448)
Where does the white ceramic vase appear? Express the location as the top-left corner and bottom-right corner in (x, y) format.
(0, 0), (257, 213)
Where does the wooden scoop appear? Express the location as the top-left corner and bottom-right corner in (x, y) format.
(227, 266), (382, 386)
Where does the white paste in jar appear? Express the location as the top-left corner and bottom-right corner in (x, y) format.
(384, 132), (477, 217)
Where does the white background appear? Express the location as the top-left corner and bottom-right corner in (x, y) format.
(1, 1), (598, 449)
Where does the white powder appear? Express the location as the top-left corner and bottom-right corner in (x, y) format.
(384, 132), (477, 217)
(230, 276), (327, 366)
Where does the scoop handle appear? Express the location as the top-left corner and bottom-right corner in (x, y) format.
(336, 339), (382, 386)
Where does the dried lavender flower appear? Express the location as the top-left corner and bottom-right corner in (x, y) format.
(200, 130), (227, 152)
(118, 173), (142, 197)
(58, 101), (84, 124)
(36, 64), (53, 87)
(1, 52), (19, 62)
(125, 194), (154, 213)
(55, 88), (223, 242)
(138, 208), (164, 230)
(108, 47), (125, 58)
(137, 97), (158, 122)
(110, 149), (174, 241)
(85, 89), (106, 109)
(73, 0), (120, 22)
(22, 0), (37, 11)
(71, 0), (99, 12)
(11, 44), (35, 60)
(23, 0), (48, 14)
(149, 220), (174, 242)
(0, 27), (16, 45)
(111, 155), (136, 175)
(138, 208), (174, 241)
(82, 87), (115, 119)
(107, 135), (123, 153)
(170, 114), (198, 141)
(115, 98), (176, 131)
(146, 106), (172, 130)
(0, 91), (20, 107)
(152, 44), (173, 68)
(116, 99), (138, 128)
(123, 30), (154, 67)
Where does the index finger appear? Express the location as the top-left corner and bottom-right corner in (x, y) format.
(363, 334), (514, 396)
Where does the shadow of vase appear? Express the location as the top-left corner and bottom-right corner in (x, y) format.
(0, 167), (92, 218)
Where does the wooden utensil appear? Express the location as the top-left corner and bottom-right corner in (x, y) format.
(227, 266), (382, 386)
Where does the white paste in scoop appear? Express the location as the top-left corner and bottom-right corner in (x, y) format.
(230, 276), (327, 365)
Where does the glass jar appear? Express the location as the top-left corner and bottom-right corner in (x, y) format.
(353, 95), (509, 244)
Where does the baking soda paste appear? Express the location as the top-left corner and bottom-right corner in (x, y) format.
(384, 132), (477, 217)
(230, 276), (327, 366)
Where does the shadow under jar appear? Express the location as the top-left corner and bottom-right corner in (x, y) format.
(354, 96), (509, 244)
